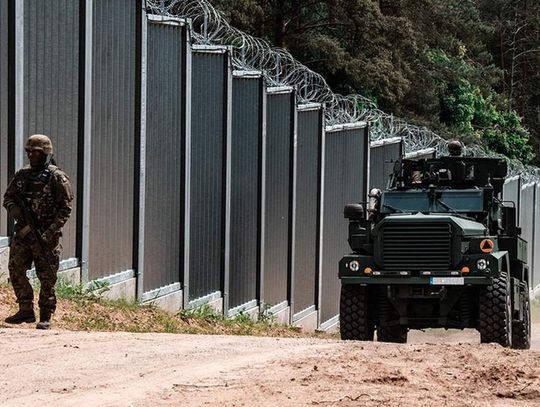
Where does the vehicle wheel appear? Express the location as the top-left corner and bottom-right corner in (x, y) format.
(512, 281), (531, 350)
(340, 284), (374, 341)
(377, 288), (407, 343)
(478, 272), (512, 347)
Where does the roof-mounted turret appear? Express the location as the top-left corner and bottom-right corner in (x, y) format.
(391, 156), (508, 196)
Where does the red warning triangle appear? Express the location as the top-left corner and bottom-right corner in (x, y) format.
(481, 239), (494, 253)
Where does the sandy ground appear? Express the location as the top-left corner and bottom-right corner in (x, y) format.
(0, 325), (539, 406)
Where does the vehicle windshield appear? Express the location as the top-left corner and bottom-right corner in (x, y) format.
(380, 189), (484, 214)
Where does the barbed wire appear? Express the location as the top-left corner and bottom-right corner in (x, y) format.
(146, 0), (539, 184)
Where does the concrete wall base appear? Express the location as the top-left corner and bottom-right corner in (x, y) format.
(228, 304), (259, 319)
(57, 267), (81, 285)
(270, 306), (290, 325)
(206, 296), (223, 314)
(293, 310), (318, 332)
(30, 267), (81, 287)
(0, 246), (9, 284)
(317, 317), (340, 334)
(143, 290), (183, 313)
(531, 283), (540, 300)
(101, 277), (137, 301)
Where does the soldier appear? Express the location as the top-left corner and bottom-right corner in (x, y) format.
(3, 135), (73, 329)
(448, 140), (463, 156)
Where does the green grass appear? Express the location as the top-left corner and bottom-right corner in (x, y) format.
(45, 280), (306, 337)
(56, 278), (139, 310)
(0, 279), (324, 337)
(176, 304), (285, 336)
(177, 304), (225, 321)
(55, 278), (110, 302)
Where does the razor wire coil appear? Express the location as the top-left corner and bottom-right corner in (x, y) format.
(146, 0), (539, 183)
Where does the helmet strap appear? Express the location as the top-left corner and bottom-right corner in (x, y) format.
(46, 154), (56, 166)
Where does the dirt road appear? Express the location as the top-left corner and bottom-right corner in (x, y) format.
(1, 325), (539, 406)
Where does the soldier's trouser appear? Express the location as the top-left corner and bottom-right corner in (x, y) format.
(8, 235), (60, 313)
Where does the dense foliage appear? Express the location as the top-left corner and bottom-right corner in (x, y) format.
(212, 0), (539, 164)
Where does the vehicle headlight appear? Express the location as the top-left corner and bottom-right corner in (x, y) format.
(477, 259), (488, 271)
(349, 261), (360, 272)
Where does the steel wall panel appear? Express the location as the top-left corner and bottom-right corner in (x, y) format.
(189, 50), (227, 301)
(520, 184), (535, 288)
(88, 0), (136, 279)
(0, 0), (7, 235)
(369, 140), (402, 190)
(503, 177), (521, 224)
(263, 91), (294, 306)
(228, 75), (262, 309)
(293, 107), (322, 315)
(534, 184), (540, 290)
(22, 0), (79, 259)
(320, 126), (368, 324)
(142, 21), (184, 292)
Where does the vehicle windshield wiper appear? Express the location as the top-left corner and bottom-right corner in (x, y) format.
(383, 204), (404, 213)
(436, 198), (457, 214)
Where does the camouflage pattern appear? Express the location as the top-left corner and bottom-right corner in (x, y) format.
(25, 134), (54, 155)
(3, 163), (73, 313)
(8, 234), (60, 312)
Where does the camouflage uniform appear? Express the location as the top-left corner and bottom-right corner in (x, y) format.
(3, 163), (73, 314)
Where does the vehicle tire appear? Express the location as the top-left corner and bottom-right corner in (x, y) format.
(377, 288), (407, 343)
(340, 284), (374, 341)
(478, 272), (512, 347)
(512, 281), (531, 350)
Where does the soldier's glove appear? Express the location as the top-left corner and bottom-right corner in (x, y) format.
(8, 206), (24, 223)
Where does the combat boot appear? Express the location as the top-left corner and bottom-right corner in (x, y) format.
(5, 306), (36, 324)
(36, 310), (52, 330)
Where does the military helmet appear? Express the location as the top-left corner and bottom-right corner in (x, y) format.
(25, 134), (53, 155)
(447, 140), (463, 156)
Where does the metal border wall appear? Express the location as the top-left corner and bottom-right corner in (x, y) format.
(503, 176), (521, 225)
(520, 183), (535, 289)
(227, 71), (264, 314)
(138, 15), (186, 298)
(319, 123), (369, 328)
(534, 184), (540, 293)
(292, 104), (323, 320)
(262, 87), (296, 310)
(86, 0), (136, 281)
(0, 0), (8, 236)
(21, 0), (80, 260)
(187, 45), (231, 306)
(369, 137), (402, 190)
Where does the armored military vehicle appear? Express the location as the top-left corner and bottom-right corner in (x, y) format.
(339, 155), (531, 348)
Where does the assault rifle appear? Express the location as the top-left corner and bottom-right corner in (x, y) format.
(12, 192), (55, 264)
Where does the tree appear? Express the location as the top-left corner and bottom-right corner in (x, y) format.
(212, 0), (537, 164)
(477, 0), (539, 162)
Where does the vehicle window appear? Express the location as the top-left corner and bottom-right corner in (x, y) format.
(437, 190), (483, 212)
(380, 192), (430, 213)
(380, 190), (483, 214)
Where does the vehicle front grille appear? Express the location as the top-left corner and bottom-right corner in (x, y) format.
(381, 222), (452, 271)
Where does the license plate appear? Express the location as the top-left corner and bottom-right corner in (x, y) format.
(430, 277), (464, 286)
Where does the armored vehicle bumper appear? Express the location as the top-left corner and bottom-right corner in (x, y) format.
(339, 252), (507, 286)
